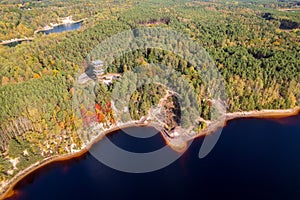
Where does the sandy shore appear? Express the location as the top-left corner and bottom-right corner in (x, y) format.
(225, 107), (300, 120)
(2, 18), (87, 46)
(0, 122), (144, 199)
(278, 7), (300, 11)
(0, 38), (34, 45)
(1, 106), (299, 199)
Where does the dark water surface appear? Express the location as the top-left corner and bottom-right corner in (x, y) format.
(39, 22), (82, 35)
(3, 41), (24, 48)
(7, 115), (300, 200)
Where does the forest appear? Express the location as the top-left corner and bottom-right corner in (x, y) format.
(0, 0), (299, 186)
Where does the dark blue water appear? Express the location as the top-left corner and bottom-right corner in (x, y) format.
(3, 41), (23, 48)
(7, 115), (300, 200)
(2, 40), (32, 48)
(2, 22), (82, 48)
(39, 22), (82, 35)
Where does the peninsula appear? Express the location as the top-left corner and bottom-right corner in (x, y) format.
(1, 106), (300, 199)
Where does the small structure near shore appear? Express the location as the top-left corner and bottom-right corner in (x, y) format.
(100, 74), (121, 85)
(92, 60), (105, 77)
(60, 16), (74, 24)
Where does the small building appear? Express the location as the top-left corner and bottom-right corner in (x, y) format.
(100, 74), (121, 85)
(94, 69), (105, 77)
(92, 60), (104, 68)
(91, 60), (105, 77)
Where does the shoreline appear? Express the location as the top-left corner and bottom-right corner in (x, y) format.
(162, 106), (300, 151)
(191, 106), (300, 141)
(1, 106), (299, 199)
(34, 18), (86, 35)
(1, 17), (87, 47)
(0, 122), (147, 199)
(225, 107), (300, 120)
(0, 38), (34, 45)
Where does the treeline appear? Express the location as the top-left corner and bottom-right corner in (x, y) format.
(0, 73), (82, 180)
(165, 1), (300, 111)
(0, 74), (78, 151)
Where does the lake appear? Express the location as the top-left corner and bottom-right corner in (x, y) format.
(6, 114), (300, 200)
(37, 22), (83, 35)
(2, 22), (83, 48)
(3, 41), (24, 48)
